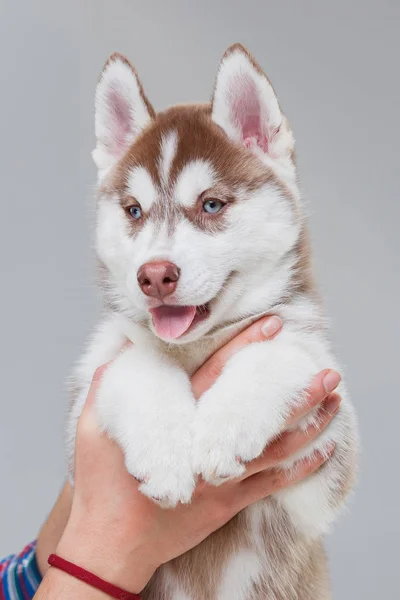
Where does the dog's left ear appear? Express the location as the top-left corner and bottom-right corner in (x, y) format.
(212, 44), (294, 166)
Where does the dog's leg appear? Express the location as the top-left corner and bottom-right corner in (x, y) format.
(193, 328), (358, 537)
(67, 316), (197, 507)
(95, 344), (196, 507)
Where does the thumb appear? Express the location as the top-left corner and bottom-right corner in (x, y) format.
(80, 363), (110, 418)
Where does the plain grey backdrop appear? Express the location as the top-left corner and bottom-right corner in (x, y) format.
(0, 1), (399, 597)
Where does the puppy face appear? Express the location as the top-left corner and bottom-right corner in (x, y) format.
(94, 45), (301, 343)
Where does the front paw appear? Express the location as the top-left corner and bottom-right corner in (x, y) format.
(124, 443), (195, 508)
(192, 403), (276, 485)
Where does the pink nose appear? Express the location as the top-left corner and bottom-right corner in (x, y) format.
(137, 261), (180, 298)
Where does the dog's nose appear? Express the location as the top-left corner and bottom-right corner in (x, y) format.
(137, 261), (180, 298)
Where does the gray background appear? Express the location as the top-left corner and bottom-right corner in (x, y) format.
(0, 1), (399, 598)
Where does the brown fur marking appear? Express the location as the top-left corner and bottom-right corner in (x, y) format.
(101, 104), (293, 237)
(141, 501), (331, 600)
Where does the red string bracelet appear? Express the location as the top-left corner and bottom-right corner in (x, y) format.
(48, 554), (141, 599)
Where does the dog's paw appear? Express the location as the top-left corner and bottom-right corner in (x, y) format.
(192, 408), (272, 484)
(124, 438), (195, 508)
(125, 451), (195, 508)
(138, 468), (195, 508)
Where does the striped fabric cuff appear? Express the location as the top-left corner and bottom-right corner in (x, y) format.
(0, 542), (42, 600)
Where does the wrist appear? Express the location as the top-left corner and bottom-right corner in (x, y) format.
(56, 517), (158, 594)
(37, 566), (111, 599)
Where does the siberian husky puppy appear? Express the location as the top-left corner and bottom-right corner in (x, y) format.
(68, 44), (358, 600)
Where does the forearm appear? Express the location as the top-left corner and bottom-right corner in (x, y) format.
(36, 482), (73, 575)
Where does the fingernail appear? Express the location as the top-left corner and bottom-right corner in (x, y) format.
(261, 316), (282, 338)
(324, 394), (341, 415)
(323, 370), (341, 393)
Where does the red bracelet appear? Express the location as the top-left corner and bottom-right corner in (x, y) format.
(48, 554), (141, 599)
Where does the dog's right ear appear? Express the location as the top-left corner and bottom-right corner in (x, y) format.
(92, 53), (155, 179)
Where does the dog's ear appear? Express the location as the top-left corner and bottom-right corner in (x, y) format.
(92, 53), (155, 178)
(212, 44), (294, 165)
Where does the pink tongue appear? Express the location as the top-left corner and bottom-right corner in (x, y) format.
(150, 305), (197, 339)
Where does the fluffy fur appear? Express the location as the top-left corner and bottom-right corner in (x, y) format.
(68, 44), (358, 599)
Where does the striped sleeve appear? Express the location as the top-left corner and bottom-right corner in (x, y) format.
(0, 542), (42, 600)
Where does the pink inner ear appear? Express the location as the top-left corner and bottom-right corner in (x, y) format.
(229, 73), (268, 152)
(107, 85), (133, 157)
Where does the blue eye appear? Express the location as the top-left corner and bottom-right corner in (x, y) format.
(129, 205), (142, 220)
(203, 199), (224, 214)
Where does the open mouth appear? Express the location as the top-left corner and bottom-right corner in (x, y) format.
(149, 303), (210, 339)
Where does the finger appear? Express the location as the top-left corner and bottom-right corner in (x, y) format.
(191, 316), (282, 399)
(285, 369), (341, 427)
(75, 347), (135, 477)
(239, 443), (335, 508)
(243, 393), (341, 476)
(76, 364), (127, 466)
